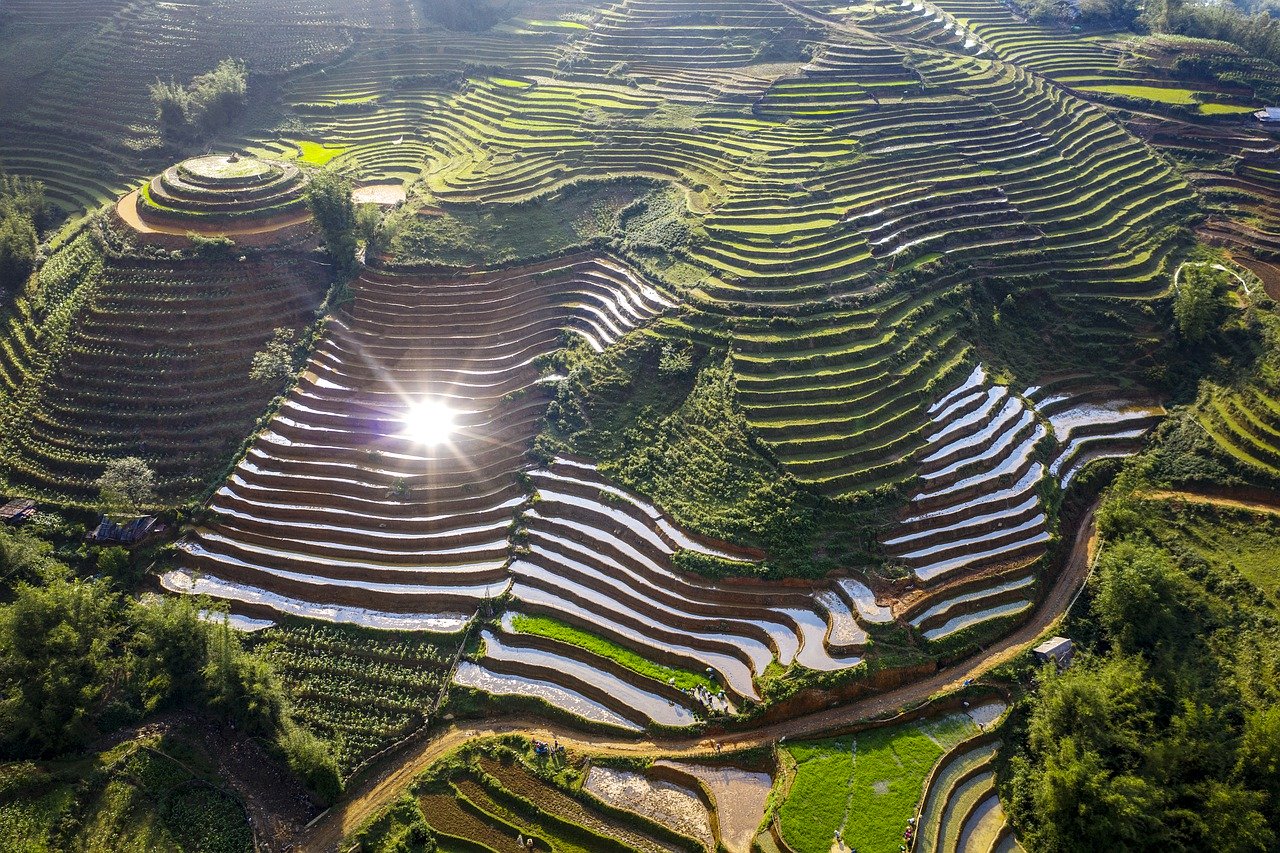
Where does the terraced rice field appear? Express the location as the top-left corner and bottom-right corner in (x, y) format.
(914, 733), (1023, 853)
(0, 225), (328, 502)
(0, 0), (408, 213)
(778, 705), (1003, 853)
(67, 0), (1185, 733)
(888, 366), (1162, 642)
(166, 255), (671, 628)
(1, 0), (1204, 755)
(404, 746), (707, 853)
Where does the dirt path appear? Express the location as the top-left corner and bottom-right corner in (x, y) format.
(297, 505), (1101, 852)
(1142, 488), (1280, 517)
(115, 190), (312, 237)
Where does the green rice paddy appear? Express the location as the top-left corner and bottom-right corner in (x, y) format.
(1077, 84), (1199, 104)
(779, 712), (979, 853)
(509, 614), (717, 691)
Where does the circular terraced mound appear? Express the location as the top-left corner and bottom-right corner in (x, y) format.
(117, 154), (314, 245)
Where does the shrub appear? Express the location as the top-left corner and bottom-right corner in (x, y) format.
(278, 722), (343, 805)
(304, 169), (358, 275)
(249, 327), (299, 384)
(95, 457), (156, 515)
(149, 58), (248, 143)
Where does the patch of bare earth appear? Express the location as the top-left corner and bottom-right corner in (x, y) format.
(655, 761), (772, 853)
(584, 766), (714, 851)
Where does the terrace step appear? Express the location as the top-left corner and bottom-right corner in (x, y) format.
(179, 255), (670, 622)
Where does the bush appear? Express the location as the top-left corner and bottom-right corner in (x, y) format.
(249, 327), (299, 384)
(149, 58), (248, 143)
(304, 169), (358, 275)
(278, 722), (343, 805)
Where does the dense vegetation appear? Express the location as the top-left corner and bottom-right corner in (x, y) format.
(149, 58), (249, 144)
(305, 168), (358, 275)
(0, 526), (340, 802)
(1006, 482), (1280, 851)
(0, 171), (48, 293)
(541, 334), (889, 577)
(0, 724), (254, 853)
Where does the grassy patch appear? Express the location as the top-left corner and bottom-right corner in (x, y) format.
(1199, 103), (1257, 115)
(1139, 497), (1280, 599)
(509, 614), (716, 691)
(387, 179), (651, 267)
(1079, 84), (1200, 104)
(293, 140), (348, 166)
(779, 713), (978, 853)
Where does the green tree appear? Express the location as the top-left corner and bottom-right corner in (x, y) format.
(95, 546), (133, 586)
(189, 58), (248, 136)
(355, 202), (384, 250)
(0, 525), (58, 590)
(305, 169), (358, 275)
(0, 577), (124, 755)
(421, 0), (507, 30)
(278, 722), (343, 804)
(129, 596), (209, 714)
(1238, 707), (1280, 823)
(1015, 741), (1168, 852)
(0, 171), (47, 292)
(203, 618), (284, 737)
(149, 58), (248, 143)
(1174, 265), (1228, 344)
(95, 457), (156, 514)
(249, 327), (298, 384)
(148, 78), (191, 139)
(1092, 540), (1196, 657)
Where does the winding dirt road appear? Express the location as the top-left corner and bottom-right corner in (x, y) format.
(297, 504), (1102, 852)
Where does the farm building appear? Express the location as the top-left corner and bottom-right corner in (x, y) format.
(89, 515), (161, 546)
(1254, 107), (1280, 122)
(0, 498), (37, 525)
(1032, 636), (1075, 669)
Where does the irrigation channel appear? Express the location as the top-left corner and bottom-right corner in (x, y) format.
(296, 501), (1105, 852)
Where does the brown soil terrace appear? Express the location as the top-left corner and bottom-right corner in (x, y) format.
(115, 189), (312, 238)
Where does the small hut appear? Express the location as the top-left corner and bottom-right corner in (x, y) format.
(88, 515), (161, 546)
(0, 498), (36, 525)
(1032, 636), (1075, 670)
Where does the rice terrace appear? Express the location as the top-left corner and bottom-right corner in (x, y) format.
(3, 0), (1280, 850)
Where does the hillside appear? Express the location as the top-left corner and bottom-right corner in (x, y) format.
(1, 0), (1279, 851)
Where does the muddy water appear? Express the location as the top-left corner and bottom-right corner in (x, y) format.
(584, 766), (714, 850)
(451, 662), (641, 731)
(655, 762), (773, 853)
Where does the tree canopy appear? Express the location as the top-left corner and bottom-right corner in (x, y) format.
(1008, 508), (1280, 852)
(95, 456), (156, 515)
(0, 170), (49, 293)
(149, 58), (248, 143)
(304, 168), (358, 276)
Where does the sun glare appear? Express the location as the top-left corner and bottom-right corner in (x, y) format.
(401, 399), (456, 447)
